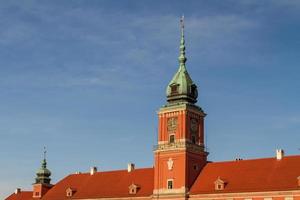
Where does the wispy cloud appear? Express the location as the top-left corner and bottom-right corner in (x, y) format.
(1, 1), (300, 199)
(288, 116), (300, 124)
(0, 10), (259, 90)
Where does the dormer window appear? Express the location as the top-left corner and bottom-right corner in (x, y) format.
(217, 184), (222, 190)
(66, 187), (76, 197)
(214, 177), (226, 191)
(129, 183), (139, 194)
(170, 84), (179, 95)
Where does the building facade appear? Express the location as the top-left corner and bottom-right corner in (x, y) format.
(6, 17), (300, 200)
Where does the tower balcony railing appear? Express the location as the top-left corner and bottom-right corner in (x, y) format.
(153, 141), (205, 153)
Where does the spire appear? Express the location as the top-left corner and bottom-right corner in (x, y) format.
(42, 146), (47, 168)
(179, 15), (187, 69)
(166, 16), (198, 104)
(35, 147), (52, 185)
(43, 146), (46, 160)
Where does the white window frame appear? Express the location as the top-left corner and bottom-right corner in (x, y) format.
(167, 179), (174, 189)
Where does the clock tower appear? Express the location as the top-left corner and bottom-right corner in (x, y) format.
(153, 17), (208, 199)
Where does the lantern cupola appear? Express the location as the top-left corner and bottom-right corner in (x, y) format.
(166, 16), (198, 104)
(33, 148), (53, 198)
(35, 148), (51, 185)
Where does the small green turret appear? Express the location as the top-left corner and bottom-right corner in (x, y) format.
(35, 148), (51, 185)
(166, 16), (198, 104)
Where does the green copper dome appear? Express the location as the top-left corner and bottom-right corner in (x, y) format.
(35, 150), (52, 185)
(166, 16), (198, 104)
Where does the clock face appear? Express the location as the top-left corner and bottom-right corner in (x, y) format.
(167, 117), (178, 132)
(190, 118), (198, 133)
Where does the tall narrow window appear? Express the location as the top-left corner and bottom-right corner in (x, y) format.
(190, 84), (197, 97)
(167, 180), (173, 189)
(191, 135), (196, 144)
(169, 134), (175, 143)
(193, 164), (198, 170)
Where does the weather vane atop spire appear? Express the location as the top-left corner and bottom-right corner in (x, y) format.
(178, 15), (186, 68)
(180, 15), (184, 33)
(43, 146), (47, 160)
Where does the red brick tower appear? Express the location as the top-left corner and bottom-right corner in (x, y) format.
(153, 16), (208, 199)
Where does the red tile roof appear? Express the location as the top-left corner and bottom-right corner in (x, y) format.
(5, 191), (33, 200)
(190, 155), (300, 194)
(42, 167), (154, 200)
(6, 155), (300, 199)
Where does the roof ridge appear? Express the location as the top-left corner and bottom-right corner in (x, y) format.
(69, 167), (154, 175)
(208, 154), (300, 165)
(13, 191), (32, 193)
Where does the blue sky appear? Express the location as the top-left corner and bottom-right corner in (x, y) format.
(1, 0), (300, 198)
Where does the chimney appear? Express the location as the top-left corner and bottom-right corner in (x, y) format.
(90, 167), (97, 175)
(276, 149), (284, 160)
(127, 163), (135, 172)
(15, 188), (21, 194)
